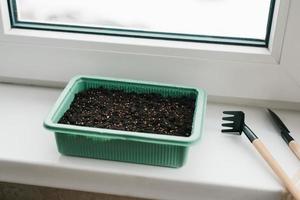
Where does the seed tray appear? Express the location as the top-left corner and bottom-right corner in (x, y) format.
(44, 75), (207, 168)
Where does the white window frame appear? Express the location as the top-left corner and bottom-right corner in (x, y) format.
(0, 0), (287, 63)
(0, 0), (300, 104)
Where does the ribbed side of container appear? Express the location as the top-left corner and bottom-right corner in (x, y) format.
(55, 133), (188, 168)
(83, 79), (194, 97)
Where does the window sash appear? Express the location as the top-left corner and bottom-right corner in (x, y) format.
(8, 0), (276, 47)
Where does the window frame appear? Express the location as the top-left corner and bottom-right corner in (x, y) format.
(0, 0), (288, 64)
(8, 0), (275, 47)
(1, 0), (300, 104)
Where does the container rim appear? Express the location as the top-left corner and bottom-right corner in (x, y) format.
(44, 75), (207, 146)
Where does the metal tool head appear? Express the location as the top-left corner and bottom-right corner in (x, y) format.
(267, 108), (293, 144)
(222, 111), (245, 135)
(267, 109), (290, 133)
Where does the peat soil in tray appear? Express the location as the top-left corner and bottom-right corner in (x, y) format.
(59, 87), (196, 137)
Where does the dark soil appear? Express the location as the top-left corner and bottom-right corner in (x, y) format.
(58, 87), (196, 137)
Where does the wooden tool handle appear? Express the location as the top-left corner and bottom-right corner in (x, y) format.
(253, 139), (300, 200)
(289, 141), (300, 160)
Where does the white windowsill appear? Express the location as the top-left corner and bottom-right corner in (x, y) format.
(0, 83), (300, 200)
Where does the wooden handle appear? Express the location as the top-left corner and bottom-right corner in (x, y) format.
(253, 139), (300, 200)
(289, 141), (300, 160)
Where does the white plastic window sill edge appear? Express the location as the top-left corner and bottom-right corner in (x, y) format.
(0, 0), (289, 64)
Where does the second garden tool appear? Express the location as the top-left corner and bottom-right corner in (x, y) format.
(222, 111), (300, 200)
(268, 109), (300, 160)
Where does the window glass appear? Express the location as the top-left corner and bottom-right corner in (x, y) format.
(10, 0), (274, 46)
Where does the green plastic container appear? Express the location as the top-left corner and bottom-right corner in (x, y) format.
(44, 75), (207, 168)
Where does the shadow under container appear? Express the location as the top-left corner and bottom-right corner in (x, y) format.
(44, 76), (207, 168)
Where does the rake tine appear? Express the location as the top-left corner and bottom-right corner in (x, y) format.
(221, 123), (234, 128)
(221, 129), (235, 133)
(222, 116), (235, 121)
(223, 111), (237, 115)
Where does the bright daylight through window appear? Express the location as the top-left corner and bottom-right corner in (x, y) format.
(10, 0), (274, 46)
